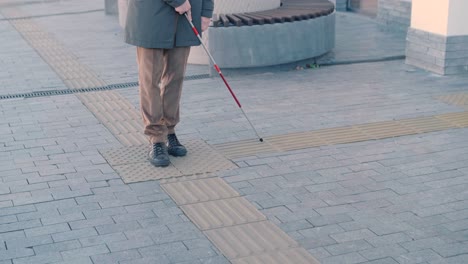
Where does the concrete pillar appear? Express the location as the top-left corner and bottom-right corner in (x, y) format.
(105, 0), (119, 15)
(330, 0), (347, 11)
(118, 0), (129, 28)
(406, 0), (468, 75)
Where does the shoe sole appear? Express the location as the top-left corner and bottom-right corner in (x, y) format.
(149, 159), (170, 167)
(168, 149), (187, 157)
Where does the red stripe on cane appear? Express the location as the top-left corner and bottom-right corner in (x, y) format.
(191, 26), (199, 36)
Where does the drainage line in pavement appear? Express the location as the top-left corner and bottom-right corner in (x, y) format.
(0, 9), (104, 21)
(0, 74), (210, 100)
(318, 55), (406, 67)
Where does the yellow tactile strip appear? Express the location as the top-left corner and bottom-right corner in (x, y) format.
(214, 111), (468, 159)
(437, 93), (468, 109)
(77, 91), (148, 147)
(7, 14), (107, 89)
(180, 197), (266, 230)
(113, 162), (182, 183)
(205, 221), (299, 259)
(436, 112), (468, 128)
(162, 178), (319, 263)
(213, 139), (279, 159)
(232, 248), (320, 264)
(161, 177), (240, 205)
(101, 140), (238, 183)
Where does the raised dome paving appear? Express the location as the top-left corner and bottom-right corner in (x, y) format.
(213, 0), (335, 27)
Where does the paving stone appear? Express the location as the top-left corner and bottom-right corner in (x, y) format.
(278, 219), (314, 232)
(0, 248), (34, 261)
(360, 258), (399, 264)
(0, 215), (17, 225)
(107, 235), (154, 252)
(82, 207), (127, 219)
(12, 252), (63, 264)
(61, 245), (110, 260)
(396, 249), (444, 264)
(95, 220), (142, 235)
(365, 232), (413, 247)
(320, 252), (368, 264)
(299, 224), (346, 238)
(90, 250), (142, 264)
(298, 235), (338, 249)
(52, 227), (98, 242)
(432, 242), (468, 257)
(49, 257), (93, 264)
(400, 237), (448, 252)
(41, 212), (85, 225)
(79, 232), (127, 247)
(307, 247), (332, 259)
(429, 254), (468, 264)
(24, 223), (70, 237)
(315, 205), (358, 216)
(68, 216), (114, 230)
(359, 245), (409, 260)
(306, 214), (354, 227)
(0, 219), (42, 233)
(330, 229), (377, 243)
(33, 240), (81, 255)
(4, 235), (52, 249)
(325, 239), (374, 256)
(167, 247), (218, 263)
(120, 257), (170, 264)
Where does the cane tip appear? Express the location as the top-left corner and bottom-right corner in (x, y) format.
(259, 138), (264, 142)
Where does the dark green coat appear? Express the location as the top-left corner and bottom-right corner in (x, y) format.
(124, 0), (214, 49)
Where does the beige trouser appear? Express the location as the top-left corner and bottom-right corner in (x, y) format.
(136, 46), (191, 144)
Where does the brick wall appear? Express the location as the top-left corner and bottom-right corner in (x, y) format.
(377, 0), (412, 33)
(406, 28), (468, 75)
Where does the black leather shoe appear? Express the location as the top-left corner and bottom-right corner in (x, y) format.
(148, 143), (170, 167)
(167, 134), (187, 157)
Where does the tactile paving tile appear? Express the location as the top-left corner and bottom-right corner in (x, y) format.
(314, 126), (371, 144)
(204, 221), (299, 260)
(231, 248), (320, 264)
(399, 116), (457, 133)
(114, 162), (182, 183)
(159, 173), (216, 184)
(101, 145), (148, 166)
(162, 177), (240, 205)
(436, 112), (468, 128)
(102, 139), (237, 183)
(213, 139), (279, 159)
(268, 131), (327, 152)
(77, 91), (145, 146)
(170, 139), (238, 175)
(437, 93), (468, 107)
(354, 121), (419, 139)
(180, 197), (266, 230)
(115, 133), (148, 147)
(9, 18), (106, 90)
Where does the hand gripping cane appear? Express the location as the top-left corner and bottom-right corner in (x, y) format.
(184, 13), (264, 142)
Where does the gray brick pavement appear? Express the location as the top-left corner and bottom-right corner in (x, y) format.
(0, 22), (65, 95)
(219, 129), (468, 264)
(2, 2), (468, 263)
(0, 95), (228, 263)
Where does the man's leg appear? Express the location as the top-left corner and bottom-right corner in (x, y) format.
(137, 47), (167, 144)
(137, 47), (170, 167)
(161, 46), (191, 157)
(161, 46), (191, 134)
